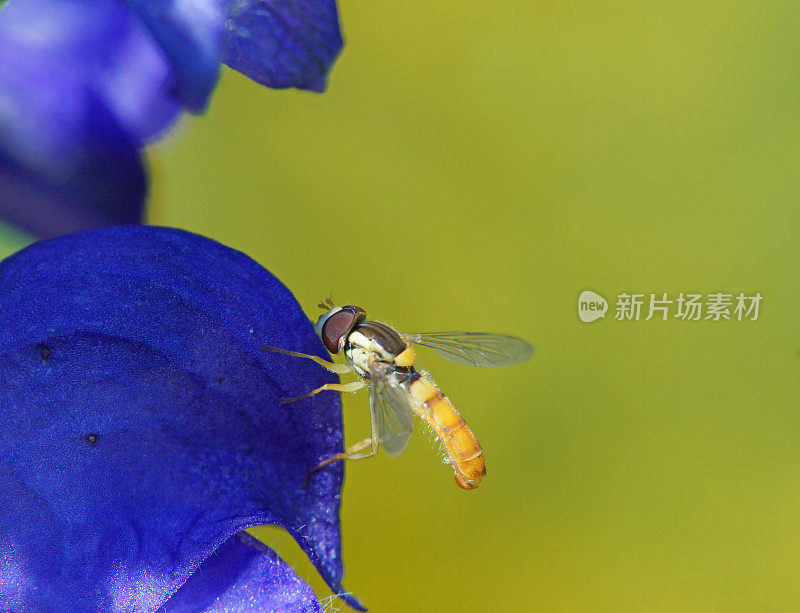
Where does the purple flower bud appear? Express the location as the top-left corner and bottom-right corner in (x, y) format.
(0, 0), (345, 237)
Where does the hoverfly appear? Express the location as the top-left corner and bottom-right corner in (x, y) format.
(263, 299), (533, 489)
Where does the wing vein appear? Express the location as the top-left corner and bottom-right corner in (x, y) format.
(404, 332), (534, 367)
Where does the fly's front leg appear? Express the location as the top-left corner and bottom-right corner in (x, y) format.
(262, 345), (353, 374)
(281, 380), (366, 405)
(304, 436), (378, 486)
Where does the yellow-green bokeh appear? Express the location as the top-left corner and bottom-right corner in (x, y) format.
(6, 1), (800, 611)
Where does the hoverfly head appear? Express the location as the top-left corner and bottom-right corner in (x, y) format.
(314, 304), (367, 354)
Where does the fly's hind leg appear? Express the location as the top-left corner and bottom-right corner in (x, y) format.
(304, 390), (382, 486)
(304, 437), (378, 486)
(262, 345), (353, 374)
(282, 380), (365, 404)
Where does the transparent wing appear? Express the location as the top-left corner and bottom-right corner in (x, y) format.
(368, 368), (414, 456)
(403, 331), (534, 367)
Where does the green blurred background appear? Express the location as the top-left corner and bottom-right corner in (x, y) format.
(6, 1), (800, 610)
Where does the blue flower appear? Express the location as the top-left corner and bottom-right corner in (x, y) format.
(0, 0), (344, 238)
(0, 225), (364, 611)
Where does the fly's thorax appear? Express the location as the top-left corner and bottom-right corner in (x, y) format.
(343, 320), (415, 377)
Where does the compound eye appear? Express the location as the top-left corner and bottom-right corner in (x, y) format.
(320, 309), (358, 353)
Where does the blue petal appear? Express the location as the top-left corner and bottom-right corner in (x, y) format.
(123, 0), (227, 112)
(222, 0), (344, 92)
(162, 532), (321, 612)
(0, 226), (360, 610)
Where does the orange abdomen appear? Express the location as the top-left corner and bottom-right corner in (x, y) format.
(407, 376), (485, 489)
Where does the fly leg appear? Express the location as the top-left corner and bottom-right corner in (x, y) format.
(282, 380), (366, 404)
(304, 436), (378, 486)
(304, 397), (381, 486)
(262, 345), (363, 403)
(262, 345), (353, 374)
